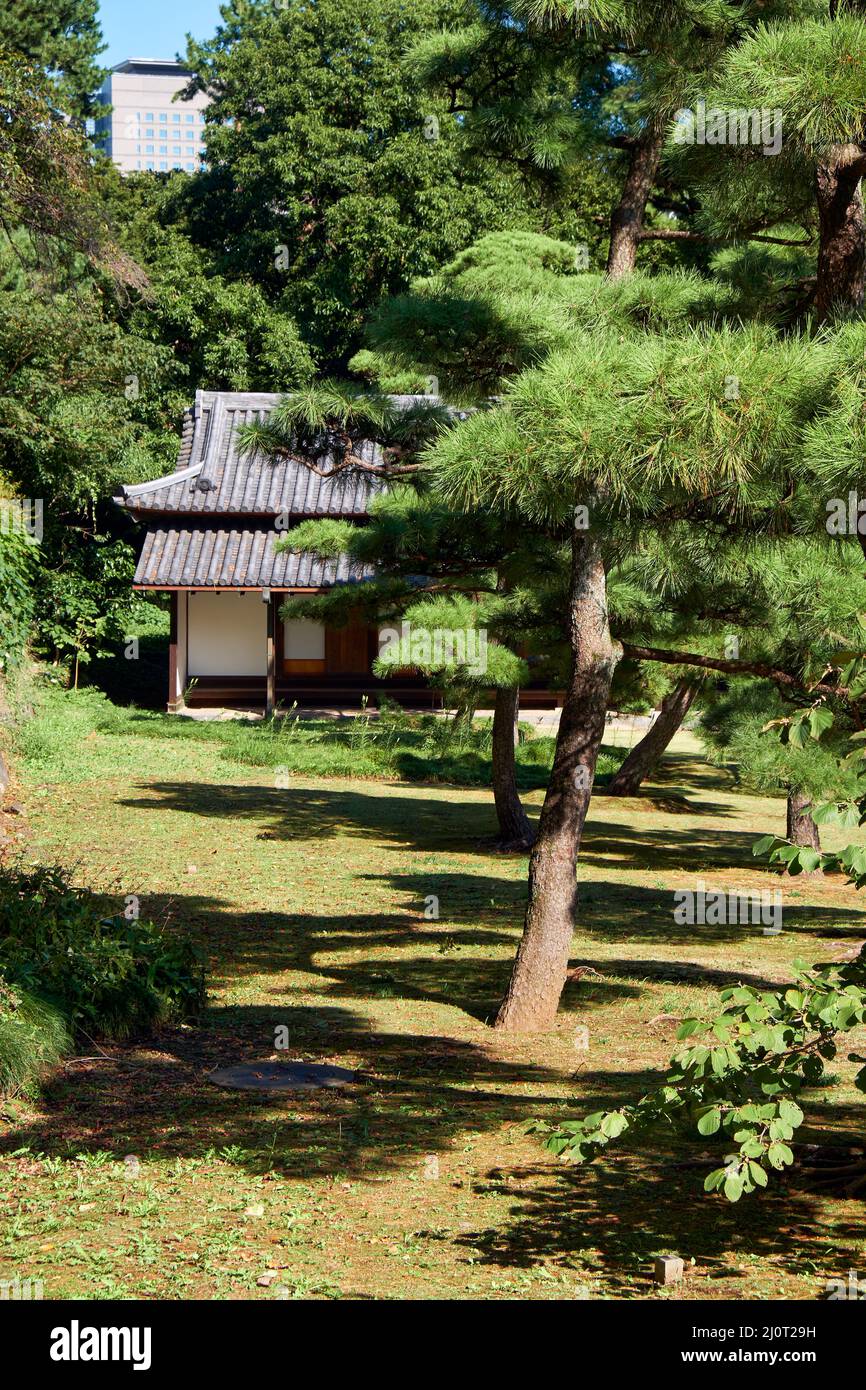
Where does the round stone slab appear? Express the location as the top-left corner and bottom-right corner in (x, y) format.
(208, 1061), (357, 1093)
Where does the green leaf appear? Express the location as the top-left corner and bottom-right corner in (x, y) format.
(676, 1018), (703, 1039)
(778, 1100), (804, 1127)
(704, 1168), (726, 1193)
(752, 834), (778, 857)
(808, 708), (834, 740)
(767, 1143), (793, 1170)
(710, 1047), (729, 1076)
(787, 716), (809, 750)
(600, 1112), (628, 1139)
(796, 848), (822, 874)
(723, 1172), (744, 1202)
(697, 1106), (721, 1136)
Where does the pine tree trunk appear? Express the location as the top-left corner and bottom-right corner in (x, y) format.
(607, 680), (697, 796)
(495, 531), (619, 1032)
(787, 788), (821, 852)
(814, 148), (866, 323)
(606, 129), (664, 279)
(491, 686), (534, 849)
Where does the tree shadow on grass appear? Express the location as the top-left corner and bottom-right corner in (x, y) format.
(91, 858), (859, 1099)
(117, 780), (504, 854)
(445, 1157), (848, 1295)
(92, 839), (865, 1033)
(644, 751), (739, 791)
(438, 1081), (866, 1294)
(363, 871), (865, 950)
(116, 779), (819, 884)
(116, 889), (637, 1026)
(0, 1002), (572, 1183)
(576, 878), (865, 945)
(4, 1020), (860, 1294)
(6, 889), (860, 1281)
(125, 884), (520, 1022)
(577, 956), (786, 993)
(582, 818), (780, 874)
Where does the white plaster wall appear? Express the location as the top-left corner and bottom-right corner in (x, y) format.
(283, 619), (325, 660)
(187, 592), (267, 676)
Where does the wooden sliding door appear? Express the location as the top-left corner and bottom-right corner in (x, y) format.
(277, 607), (374, 677)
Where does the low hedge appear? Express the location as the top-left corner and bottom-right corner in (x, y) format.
(0, 862), (205, 1095)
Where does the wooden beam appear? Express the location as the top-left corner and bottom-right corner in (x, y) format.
(167, 592), (181, 713)
(265, 591), (276, 718)
(133, 585), (327, 594)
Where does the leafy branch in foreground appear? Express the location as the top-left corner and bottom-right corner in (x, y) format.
(537, 698), (866, 1199)
(534, 956), (866, 1199)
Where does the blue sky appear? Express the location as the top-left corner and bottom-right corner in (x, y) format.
(97, 0), (225, 68)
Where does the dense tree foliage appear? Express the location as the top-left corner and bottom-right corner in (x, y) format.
(0, 0), (105, 120)
(97, 171), (316, 419)
(413, 0), (866, 1036)
(175, 0), (597, 370)
(0, 54), (167, 672)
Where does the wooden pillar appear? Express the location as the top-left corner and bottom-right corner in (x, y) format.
(167, 592), (180, 713)
(265, 589), (276, 717)
(167, 591), (188, 713)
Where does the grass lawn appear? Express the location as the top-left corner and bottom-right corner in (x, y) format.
(1, 700), (865, 1301)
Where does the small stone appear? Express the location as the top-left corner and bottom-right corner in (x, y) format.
(123, 1154), (141, 1177)
(422, 1155), (439, 1181)
(244, 1204), (265, 1219)
(653, 1255), (684, 1286)
(208, 1061), (357, 1093)
(257, 1271), (279, 1287)
(186, 864), (198, 874)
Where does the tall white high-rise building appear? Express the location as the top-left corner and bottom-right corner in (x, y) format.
(95, 59), (210, 175)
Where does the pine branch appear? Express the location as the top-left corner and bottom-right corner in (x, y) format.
(637, 230), (813, 248)
(620, 642), (846, 701)
(255, 443), (423, 479)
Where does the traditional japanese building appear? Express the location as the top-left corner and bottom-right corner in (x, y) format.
(114, 390), (433, 714)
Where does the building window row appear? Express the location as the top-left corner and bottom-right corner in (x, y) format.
(139, 160), (199, 172)
(137, 111), (205, 123)
(138, 143), (202, 154)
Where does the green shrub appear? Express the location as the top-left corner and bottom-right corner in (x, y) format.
(0, 863), (205, 1041)
(0, 526), (36, 673)
(0, 975), (69, 1097)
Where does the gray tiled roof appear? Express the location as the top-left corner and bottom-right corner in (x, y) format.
(120, 390), (442, 590)
(116, 390), (435, 518)
(133, 527), (375, 589)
